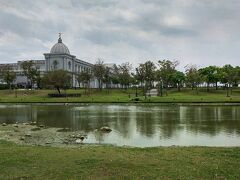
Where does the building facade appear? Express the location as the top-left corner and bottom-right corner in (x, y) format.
(0, 35), (96, 88)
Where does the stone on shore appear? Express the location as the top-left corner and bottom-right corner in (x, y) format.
(75, 139), (82, 144)
(100, 126), (112, 133)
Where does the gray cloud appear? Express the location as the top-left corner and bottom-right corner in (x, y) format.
(0, 0), (240, 69)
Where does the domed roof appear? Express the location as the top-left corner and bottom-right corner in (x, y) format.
(50, 36), (70, 54)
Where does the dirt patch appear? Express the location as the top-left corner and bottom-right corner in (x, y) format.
(0, 123), (95, 148)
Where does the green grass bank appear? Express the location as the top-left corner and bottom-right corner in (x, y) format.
(0, 140), (239, 179)
(0, 88), (240, 103)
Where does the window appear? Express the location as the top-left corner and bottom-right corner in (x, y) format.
(53, 60), (58, 70)
(68, 61), (71, 70)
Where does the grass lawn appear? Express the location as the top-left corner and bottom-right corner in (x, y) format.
(0, 88), (240, 103)
(0, 140), (239, 179)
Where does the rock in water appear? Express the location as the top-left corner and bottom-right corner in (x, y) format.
(30, 121), (37, 125)
(25, 134), (32, 137)
(80, 136), (85, 141)
(100, 126), (112, 133)
(75, 139), (82, 144)
(2, 123), (7, 126)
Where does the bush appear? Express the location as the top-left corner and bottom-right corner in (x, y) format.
(0, 84), (9, 90)
(48, 93), (81, 98)
(131, 97), (141, 101)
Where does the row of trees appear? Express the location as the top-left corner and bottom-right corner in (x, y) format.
(148, 61), (240, 96)
(91, 60), (240, 97)
(0, 60), (240, 96)
(0, 61), (41, 90)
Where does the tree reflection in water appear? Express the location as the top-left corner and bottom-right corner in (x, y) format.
(0, 104), (240, 146)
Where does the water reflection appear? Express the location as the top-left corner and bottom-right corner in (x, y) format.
(0, 104), (240, 147)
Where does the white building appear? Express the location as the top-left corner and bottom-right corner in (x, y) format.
(0, 35), (96, 88)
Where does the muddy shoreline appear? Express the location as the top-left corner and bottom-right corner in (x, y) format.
(0, 123), (109, 148)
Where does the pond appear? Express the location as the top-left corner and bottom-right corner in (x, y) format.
(0, 104), (240, 147)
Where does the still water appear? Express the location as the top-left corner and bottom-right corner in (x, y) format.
(0, 104), (240, 147)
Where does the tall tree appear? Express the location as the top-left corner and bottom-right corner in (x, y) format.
(42, 70), (71, 94)
(219, 64), (237, 96)
(199, 66), (219, 92)
(144, 61), (156, 92)
(118, 62), (132, 89)
(0, 65), (16, 90)
(76, 71), (92, 94)
(21, 61), (39, 89)
(111, 64), (120, 88)
(103, 66), (112, 93)
(233, 66), (240, 87)
(135, 64), (145, 90)
(157, 60), (179, 95)
(171, 71), (185, 91)
(185, 64), (202, 91)
(93, 59), (106, 90)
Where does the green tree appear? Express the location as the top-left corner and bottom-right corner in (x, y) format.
(118, 62), (132, 89)
(137, 61), (156, 94)
(157, 60), (179, 96)
(185, 64), (202, 91)
(76, 71), (92, 94)
(0, 65), (16, 90)
(171, 71), (185, 91)
(93, 59), (106, 90)
(135, 64), (145, 90)
(42, 70), (71, 94)
(103, 66), (112, 93)
(21, 61), (39, 89)
(111, 64), (120, 88)
(219, 64), (237, 96)
(233, 66), (240, 87)
(199, 66), (219, 92)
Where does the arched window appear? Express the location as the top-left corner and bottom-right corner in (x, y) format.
(53, 60), (58, 70)
(68, 61), (71, 70)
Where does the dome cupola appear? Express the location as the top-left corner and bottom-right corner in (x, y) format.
(50, 34), (70, 54)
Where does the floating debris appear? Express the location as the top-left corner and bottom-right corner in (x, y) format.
(100, 126), (112, 133)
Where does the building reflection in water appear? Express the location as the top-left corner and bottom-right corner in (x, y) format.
(0, 104), (240, 146)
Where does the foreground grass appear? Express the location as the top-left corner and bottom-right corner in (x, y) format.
(0, 140), (240, 179)
(0, 88), (240, 103)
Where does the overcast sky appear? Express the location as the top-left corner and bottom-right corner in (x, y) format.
(0, 0), (240, 69)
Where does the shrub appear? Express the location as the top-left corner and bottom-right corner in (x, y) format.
(48, 93), (81, 98)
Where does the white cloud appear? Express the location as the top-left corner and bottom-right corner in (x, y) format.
(0, 0), (239, 68)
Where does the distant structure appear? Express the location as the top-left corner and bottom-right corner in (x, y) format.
(0, 34), (95, 88)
